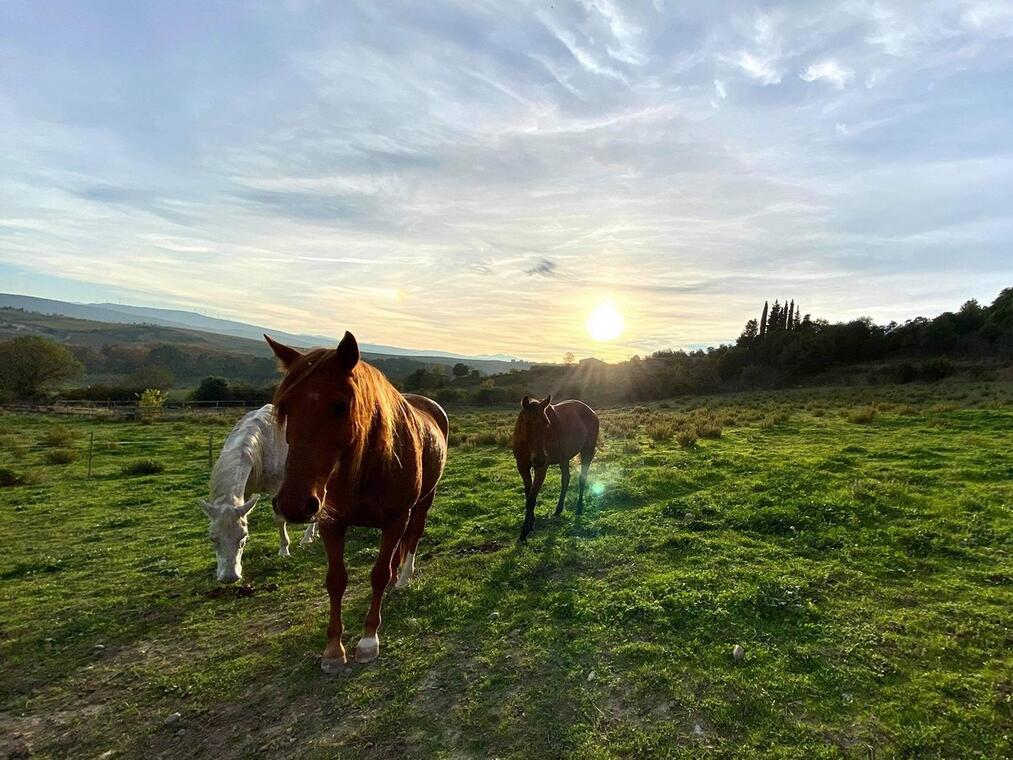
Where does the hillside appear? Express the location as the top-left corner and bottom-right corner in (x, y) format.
(0, 307), (525, 390)
(0, 294), (529, 369)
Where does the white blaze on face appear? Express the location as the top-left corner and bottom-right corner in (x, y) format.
(201, 497), (258, 583)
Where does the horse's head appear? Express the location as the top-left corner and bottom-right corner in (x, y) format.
(199, 495), (258, 583)
(266, 331), (363, 523)
(517, 395), (555, 469)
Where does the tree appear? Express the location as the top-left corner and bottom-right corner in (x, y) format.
(768, 300), (782, 332)
(787, 300), (794, 330)
(452, 362), (471, 378)
(192, 376), (231, 402)
(0, 336), (84, 399)
(737, 319), (758, 347)
(793, 304), (802, 330)
(759, 301), (768, 338)
(563, 352), (576, 366)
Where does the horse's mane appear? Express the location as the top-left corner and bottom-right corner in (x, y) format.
(210, 405), (276, 500)
(273, 349), (422, 486)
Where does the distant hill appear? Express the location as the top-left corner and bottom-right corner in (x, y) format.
(0, 293), (524, 364)
(0, 306), (528, 389)
(0, 293), (530, 375)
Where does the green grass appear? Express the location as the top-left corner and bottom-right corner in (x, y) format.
(1, 382), (1012, 758)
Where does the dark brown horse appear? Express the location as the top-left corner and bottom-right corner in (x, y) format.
(513, 395), (599, 541)
(266, 331), (448, 672)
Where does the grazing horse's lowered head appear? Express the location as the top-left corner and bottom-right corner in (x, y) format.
(200, 495), (259, 583)
(516, 395), (555, 469)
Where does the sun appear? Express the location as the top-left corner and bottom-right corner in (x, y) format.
(587, 301), (624, 342)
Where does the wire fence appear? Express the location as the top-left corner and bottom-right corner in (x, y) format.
(1, 399), (264, 419)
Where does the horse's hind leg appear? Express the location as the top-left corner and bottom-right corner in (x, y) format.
(576, 452), (593, 515)
(275, 513), (291, 557)
(396, 492), (434, 589)
(355, 518), (409, 663)
(554, 462), (570, 517)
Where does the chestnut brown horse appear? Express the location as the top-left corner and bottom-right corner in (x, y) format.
(266, 331), (448, 672)
(513, 395), (599, 541)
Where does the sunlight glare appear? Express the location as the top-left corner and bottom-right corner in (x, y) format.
(587, 301), (624, 342)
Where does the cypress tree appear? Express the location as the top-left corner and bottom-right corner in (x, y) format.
(759, 301), (768, 337)
(793, 304), (801, 330)
(787, 300), (794, 330)
(769, 300), (782, 332)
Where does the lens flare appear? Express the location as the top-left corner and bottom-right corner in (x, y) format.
(590, 481), (606, 497)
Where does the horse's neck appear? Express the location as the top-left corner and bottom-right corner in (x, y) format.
(213, 410), (281, 499)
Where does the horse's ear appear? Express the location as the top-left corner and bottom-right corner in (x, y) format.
(335, 331), (360, 372)
(199, 499), (217, 518)
(237, 495), (259, 517)
(265, 334), (301, 369)
(539, 395), (552, 409)
(522, 395), (533, 410)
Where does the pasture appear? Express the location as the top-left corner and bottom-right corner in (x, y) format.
(1, 382), (1011, 759)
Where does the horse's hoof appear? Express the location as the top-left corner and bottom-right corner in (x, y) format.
(320, 656), (346, 674)
(354, 636), (379, 663)
(278, 548), (291, 558)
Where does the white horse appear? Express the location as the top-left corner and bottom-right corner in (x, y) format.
(199, 404), (317, 583)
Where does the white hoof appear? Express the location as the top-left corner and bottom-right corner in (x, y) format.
(299, 536), (314, 546)
(354, 635), (379, 663)
(278, 546), (291, 557)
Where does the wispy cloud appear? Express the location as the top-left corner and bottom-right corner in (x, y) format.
(0, 0), (1011, 361)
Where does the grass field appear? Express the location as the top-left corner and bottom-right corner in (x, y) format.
(1, 382), (1012, 759)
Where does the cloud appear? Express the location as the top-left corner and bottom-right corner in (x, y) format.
(801, 60), (854, 89)
(0, 0), (1011, 361)
(525, 258), (557, 276)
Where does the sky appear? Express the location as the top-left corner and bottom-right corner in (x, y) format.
(1, 1), (1012, 362)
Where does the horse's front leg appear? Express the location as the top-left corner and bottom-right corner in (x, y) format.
(275, 513), (291, 557)
(520, 466), (548, 542)
(299, 521), (317, 546)
(354, 519), (408, 663)
(320, 523), (348, 674)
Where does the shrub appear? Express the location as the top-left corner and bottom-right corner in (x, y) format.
(696, 421), (723, 439)
(45, 448), (77, 465)
(138, 388), (166, 411)
(675, 428), (698, 448)
(646, 420), (675, 442)
(845, 406), (877, 424)
(0, 468), (40, 487)
(122, 459), (165, 476)
(42, 427), (75, 447)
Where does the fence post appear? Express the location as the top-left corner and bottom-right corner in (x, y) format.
(87, 431), (94, 478)
(208, 432), (213, 468)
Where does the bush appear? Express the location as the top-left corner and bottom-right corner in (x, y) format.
(845, 406), (877, 424)
(122, 459), (165, 476)
(45, 449), (77, 465)
(675, 428), (698, 448)
(696, 421), (723, 439)
(42, 427), (75, 447)
(0, 468), (40, 487)
(646, 420), (675, 442)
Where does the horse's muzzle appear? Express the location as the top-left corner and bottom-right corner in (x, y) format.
(274, 492), (319, 523)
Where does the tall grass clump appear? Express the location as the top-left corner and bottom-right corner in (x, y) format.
(646, 420), (676, 442)
(45, 449), (78, 465)
(675, 428), (698, 448)
(42, 427), (75, 447)
(844, 406), (877, 424)
(121, 459), (165, 476)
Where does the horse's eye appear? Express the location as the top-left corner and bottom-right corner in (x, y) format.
(332, 401), (350, 417)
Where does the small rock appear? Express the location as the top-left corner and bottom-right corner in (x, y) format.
(685, 512), (695, 521)
(586, 670), (596, 682)
(175, 729), (185, 736)
(732, 644), (745, 661)
(93, 643), (106, 652)
(165, 712), (182, 726)
(693, 724), (704, 736)
(489, 611), (500, 619)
